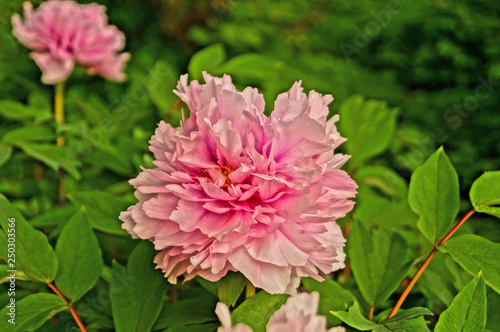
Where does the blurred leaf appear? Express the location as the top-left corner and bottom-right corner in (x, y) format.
(18, 143), (81, 180)
(0, 144), (12, 168)
(217, 271), (247, 307)
(349, 220), (412, 305)
(55, 208), (104, 302)
(302, 277), (356, 326)
(57, 120), (88, 137)
(355, 166), (407, 199)
(0, 194), (58, 283)
(470, 171), (500, 218)
(419, 268), (456, 307)
(68, 191), (128, 236)
(0, 293), (67, 332)
(435, 272), (486, 332)
(231, 291), (287, 332)
(487, 289), (500, 331)
(408, 147), (459, 245)
(110, 242), (168, 332)
(188, 44), (226, 81)
(28, 90), (51, 114)
(445, 256), (473, 290)
(0, 100), (51, 121)
(68, 96), (109, 126)
(30, 206), (75, 228)
(439, 234), (500, 294)
(84, 144), (132, 176)
(146, 60), (180, 113)
(213, 54), (285, 80)
(338, 95), (398, 169)
(355, 166), (417, 227)
(195, 276), (218, 298)
(1, 126), (55, 143)
(332, 302), (431, 331)
(152, 298), (218, 330)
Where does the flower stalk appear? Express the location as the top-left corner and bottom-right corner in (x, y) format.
(54, 82), (66, 205)
(388, 209), (476, 318)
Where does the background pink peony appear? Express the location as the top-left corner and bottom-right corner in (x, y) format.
(120, 73), (357, 294)
(12, 0), (129, 84)
(267, 292), (345, 332)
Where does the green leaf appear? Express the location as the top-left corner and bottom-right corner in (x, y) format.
(30, 206), (75, 228)
(349, 220), (412, 305)
(0, 293), (68, 331)
(439, 234), (500, 294)
(420, 268), (456, 307)
(1, 126), (55, 144)
(0, 194), (58, 283)
(84, 143), (132, 176)
(68, 95), (110, 126)
(110, 241), (168, 332)
(302, 277), (356, 326)
(146, 60), (180, 113)
(231, 291), (287, 332)
(0, 100), (51, 121)
(435, 272), (486, 332)
(331, 301), (378, 330)
(68, 191), (128, 235)
(152, 298), (218, 330)
(213, 54), (285, 80)
(18, 143), (81, 180)
(382, 307), (432, 331)
(0, 144), (12, 168)
(385, 307), (432, 322)
(332, 302), (432, 331)
(355, 166), (417, 227)
(487, 290), (500, 331)
(470, 171), (500, 218)
(408, 147), (459, 245)
(338, 95), (398, 169)
(217, 271), (247, 307)
(55, 208), (103, 302)
(188, 44), (226, 81)
(195, 276), (218, 297)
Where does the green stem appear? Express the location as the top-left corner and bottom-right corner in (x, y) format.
(54, 82), (65, 205)
(388, 209), (475, 318)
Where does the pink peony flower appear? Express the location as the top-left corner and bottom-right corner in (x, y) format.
(120, 73), (357, 294)
(215, 302), (253, 332)
(267, 292), (345, 332)
(12, 0), (129, 84)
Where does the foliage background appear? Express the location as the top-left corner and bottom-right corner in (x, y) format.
(0, 0), (499, 331)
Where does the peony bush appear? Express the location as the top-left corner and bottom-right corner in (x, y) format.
(0, 1), (498, 332)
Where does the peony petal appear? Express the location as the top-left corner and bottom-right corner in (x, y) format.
(228, 247), (292, 294)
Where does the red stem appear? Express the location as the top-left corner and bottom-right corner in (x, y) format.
(388, 209), (475, 319)
(47, 282), (87, 332)
(438, 209), (475, 246)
